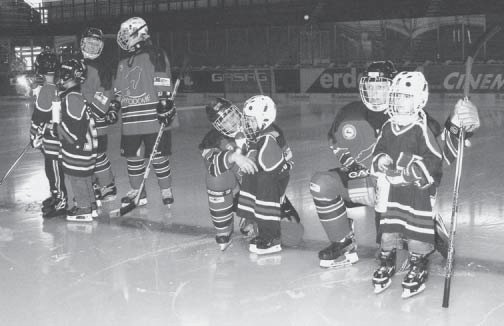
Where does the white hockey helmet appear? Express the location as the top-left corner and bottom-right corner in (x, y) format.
(387, 71), (429, 126)
(117, 17), (150, 52)
(242, 95), (276, 140)
(206, 97), (242, 138)
(80, 27), (104, 60)
(359, 60), (398, 112)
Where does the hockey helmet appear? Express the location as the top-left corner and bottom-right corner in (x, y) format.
(206, 97), (242, 138)
(117, 17), (150, 52)
(387, 71), (429, 126)
(359, 60), (398, 112)
(57, 58), (87, 90)
(34, 50), (59, 75)
(242, 95), (276, 140)
(81, 27), (104, 60)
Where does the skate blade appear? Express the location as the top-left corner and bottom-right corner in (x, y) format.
(249, 253), (282, 266)
(401, 284), (425, 298)
(320, 252), (359, 269)
(374, 280), (392, 294)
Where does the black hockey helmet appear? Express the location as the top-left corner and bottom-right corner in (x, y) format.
(80, 27), (104, 59)
(205, 97), (242, 138)
(57, 58), (87, 90)
(34, 49), (59, 75)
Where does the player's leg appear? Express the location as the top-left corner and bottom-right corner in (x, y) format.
(206, 170), (239, 251)
(401, 239), (432, 298)
(372, 232), (399, 294)
(251, 173), (289, 255)
(145, 131), (174, 205)
(120, 134), (147, 207)
(309, 170), (357, 268)
(66, 175), (94, 222)
(93, 135), (116, 202)
(43, 156), (68, 218)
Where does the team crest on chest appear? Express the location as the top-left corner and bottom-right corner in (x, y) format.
(342, 124), (357, 140)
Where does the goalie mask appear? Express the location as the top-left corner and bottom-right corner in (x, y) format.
(242, 95), (276, 140)
(387, 71), (429, 126)
(359, 60), (397, 112)
(117, 17), (150, 52)
(35, 50), (58, 75)
(81, 27), (104, 60)
(57, 58), (87, 91)
(206, 97), (242, 138)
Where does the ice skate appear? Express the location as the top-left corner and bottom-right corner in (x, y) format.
(161, 187), (174, 206)
(372, 249), (396, 294)
(121, 188), (147, 207)
(42, 192), (57, 210)
(401, 253), (428, 298)
(216, 234), (232, 251)
(42, 197), (68, 219)
(239, 218), (257, 238)
(254, 237), (282, 255)
(66, 206), (93, 222)
(100, 183), (117, 202)
(318, 235), (358, 268)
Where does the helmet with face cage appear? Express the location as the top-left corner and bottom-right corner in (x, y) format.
(57, 58), (87, 90)
(206, 97), (242, 138)
(242, 95), (276, 140)
(117, 17), (150, 52)
(81, 27), (104, 60)
(387, 71), (429, 126)
(359, 60), (398, 112)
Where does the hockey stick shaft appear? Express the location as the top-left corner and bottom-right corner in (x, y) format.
(0, 143), (31, 185)
(442, 24), (501, 308)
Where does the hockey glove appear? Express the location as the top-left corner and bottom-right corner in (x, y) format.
(31, 124), (45, 149)
(346, 162), (374, 206)
(157, 93), (176, 125)
(105, 99), (120, 125)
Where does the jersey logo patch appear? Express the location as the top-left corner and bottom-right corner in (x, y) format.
(342, 124), (357, 140)
(154, 77), (171, 87)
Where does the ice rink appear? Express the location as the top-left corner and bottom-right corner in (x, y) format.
(1, 94), (504, 326)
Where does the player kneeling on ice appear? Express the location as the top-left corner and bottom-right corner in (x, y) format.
(371, 71), (443, 298)
(56, 59), (99, 222)
(236, 95), (296, 255)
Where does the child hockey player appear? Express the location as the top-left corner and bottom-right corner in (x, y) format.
(56, 58), (98, 222)
(199, 98), (258, 250)
(80, 27), (119, 204)
(371, 71), (443, 298)
(114, 17), (177, 208)
(236, 95), (294, 255)
(29, 49), (68, 218)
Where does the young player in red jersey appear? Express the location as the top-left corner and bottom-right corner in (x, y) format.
(114, 17), (177, 208)
(80, 27), (119, 205)
(29, 49), (68, 218)
(56, 58), (98, 222)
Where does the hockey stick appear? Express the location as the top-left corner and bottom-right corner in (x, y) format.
(110, 78), (181, 217)
(442, 24), (502, 308)
(0, 143), (32, 185)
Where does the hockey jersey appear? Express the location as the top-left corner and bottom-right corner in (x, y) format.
(30, 82), (61, 159)
(372, 113), (443, 245)
(58, 89), (98, 177)
(82, 60), (113, 136)
(113, 46), (172, 135)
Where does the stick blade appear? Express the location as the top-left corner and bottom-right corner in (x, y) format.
(109, 202), (136, 218)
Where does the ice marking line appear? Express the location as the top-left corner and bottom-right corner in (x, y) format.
(476, 301), (504, 326)
(60, 236), (214, 290)
(172, 281), (189, 320)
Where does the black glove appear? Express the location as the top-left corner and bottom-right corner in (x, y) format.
(157, 94), (176, 125)
(105, 99), (120, 125)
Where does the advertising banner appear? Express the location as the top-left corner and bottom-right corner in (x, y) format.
(424, 64), (504, 93)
